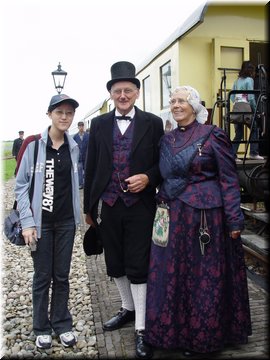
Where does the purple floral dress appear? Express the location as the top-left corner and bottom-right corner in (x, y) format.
(145, 121), (252, 353)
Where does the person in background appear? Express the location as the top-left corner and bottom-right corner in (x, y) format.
(164, 119), (173, 133)
(145, 86), (251, 357)
(73, 121), (89, 189)
(15, 94), (81, 349)
(231, 60), (264, 161)
(12, 130), (24, 160)
(83, 61), (164, 359)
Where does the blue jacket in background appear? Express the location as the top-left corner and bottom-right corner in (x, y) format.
(73, 132), (89, 164)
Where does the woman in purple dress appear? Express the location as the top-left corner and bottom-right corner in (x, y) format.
(145, 86), (251, 356)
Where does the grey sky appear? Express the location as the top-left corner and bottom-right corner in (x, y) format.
(1, 1), (257, 140)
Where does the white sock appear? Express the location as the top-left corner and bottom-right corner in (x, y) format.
(130, 283), (147, 331)
(114, 276), (135, 311)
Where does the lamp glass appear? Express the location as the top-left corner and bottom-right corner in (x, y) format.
(52, 62), (67, 94)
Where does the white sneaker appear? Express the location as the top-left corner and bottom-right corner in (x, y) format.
(235, 157), (242, 163)
(59, 331), (77, 347)
(35, 334), (52, 349)
(250, 154), (264, 160)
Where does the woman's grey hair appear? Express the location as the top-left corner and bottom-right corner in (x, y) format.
(170, 86), (208, 124)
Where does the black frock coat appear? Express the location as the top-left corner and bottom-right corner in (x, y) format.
(83, 106), (164, 218)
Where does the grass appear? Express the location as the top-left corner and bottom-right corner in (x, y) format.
(2, 141), (16, 181)
(3, 158), (16, 181)
(2, 141), (13, 157)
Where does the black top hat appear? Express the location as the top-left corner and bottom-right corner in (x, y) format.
(106, 61), (141, 91)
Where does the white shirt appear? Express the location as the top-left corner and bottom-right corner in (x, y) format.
(115, 108), (135, 135)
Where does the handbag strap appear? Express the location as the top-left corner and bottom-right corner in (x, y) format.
(186, 125), (216, 171)
(13, 135), (39, 210)
(29, 135), (39, 201)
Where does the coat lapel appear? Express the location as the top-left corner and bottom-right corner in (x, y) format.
(131, 107), (151, 153)
(100, 111), (114, 154)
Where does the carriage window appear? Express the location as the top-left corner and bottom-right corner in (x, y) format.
(143, 76), (151, 111)
(161, 61), (171, 109)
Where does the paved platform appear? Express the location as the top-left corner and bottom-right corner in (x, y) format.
(80, 187), (269, 359)
(1, 180), (269, 359)
(85, 251), (269, 359)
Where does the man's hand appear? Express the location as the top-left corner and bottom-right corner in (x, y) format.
(85, 213), (95, 227)
(125, 174), (149, 193)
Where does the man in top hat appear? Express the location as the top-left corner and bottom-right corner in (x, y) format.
(84, 61), (164, 359)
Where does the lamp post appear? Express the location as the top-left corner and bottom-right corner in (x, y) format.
(51, 62), (67, 94)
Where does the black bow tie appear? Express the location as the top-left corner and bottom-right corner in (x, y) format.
(115, 115), (132, 120)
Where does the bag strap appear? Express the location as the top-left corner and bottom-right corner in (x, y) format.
(29, 135), (39, 202)
(186, 125), (216, 171)
(13, 135), (39, 210)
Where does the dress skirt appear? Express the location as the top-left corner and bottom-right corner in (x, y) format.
(145, 199), (252, 353)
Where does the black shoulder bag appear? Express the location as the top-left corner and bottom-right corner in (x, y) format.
(4, 137), (39, 246)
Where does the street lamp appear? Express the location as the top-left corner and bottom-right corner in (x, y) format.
(51, 62), (67, 94)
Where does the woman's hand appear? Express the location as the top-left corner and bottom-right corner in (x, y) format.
(230, 230), (241, 239)
(22, 227), (38, 246)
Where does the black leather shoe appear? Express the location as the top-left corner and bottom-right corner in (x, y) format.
(183, 350), (196, 357)
(102, 308), (135, 331)
(135, 330), (153, 359)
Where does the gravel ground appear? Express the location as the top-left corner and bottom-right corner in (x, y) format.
(1, 178), (98, 358)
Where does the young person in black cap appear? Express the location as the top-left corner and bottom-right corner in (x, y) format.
(83, 61), (164, 359)
(15, 94), (81, 349)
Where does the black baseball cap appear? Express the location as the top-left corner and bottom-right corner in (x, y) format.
(48, 94), (79, 112)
